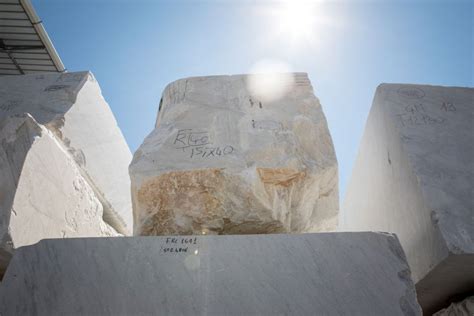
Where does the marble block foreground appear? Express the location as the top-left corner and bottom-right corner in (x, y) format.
(0, 72), (133, 234)
(342, 84), (474, 314)
(0, 114), (118, 277)
(0, 233), (420, 315)
(130, 73), (338, 236)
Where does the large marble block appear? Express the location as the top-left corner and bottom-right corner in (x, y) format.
(341, 84), (474, 314)
(0, 114), (118, 277)
(0, 232), (420, 315)
(130, 73), (338, 235)
(0, 72), (132, 234)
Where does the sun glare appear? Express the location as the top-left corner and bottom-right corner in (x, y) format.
(275, 1), (320, 43)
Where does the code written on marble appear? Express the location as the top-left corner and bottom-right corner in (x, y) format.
(160, 237), (198, 254)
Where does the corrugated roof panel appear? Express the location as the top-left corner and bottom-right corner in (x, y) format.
(0, 0), (22, 4)
(0, 4), (23, 12)
(0, 32), (40, 40)
(0, 18), (31, 26)
(0, 0), (65, 76)
(0, 26), (36, 34)
(20, 64), (56, 70)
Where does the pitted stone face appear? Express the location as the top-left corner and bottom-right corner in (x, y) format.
(130, 73), (338, 236)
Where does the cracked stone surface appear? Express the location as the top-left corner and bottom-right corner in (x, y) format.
(0, 232), (420, 315)
(130, 73), (338, 236)
(0, 114), (119, 277)
(341, 84), (474, 314)
(0, 72), (132, 234)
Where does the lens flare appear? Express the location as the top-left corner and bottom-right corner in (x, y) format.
(246, 59), (295, 103)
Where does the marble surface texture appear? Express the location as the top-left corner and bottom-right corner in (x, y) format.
(0, 114), (119, 277)
(341, 84), (474, 313)
(0, 72), (133, 234)
(130, 73), (338, 236)
(0, 232), (421, 315)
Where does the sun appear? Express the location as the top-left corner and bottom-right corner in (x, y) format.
(275, 1), (319, 43)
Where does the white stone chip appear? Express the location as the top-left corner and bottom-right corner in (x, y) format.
(0, 114), (119, 276)
(130, 73), (338, 235)
(0, 72), (133, 234)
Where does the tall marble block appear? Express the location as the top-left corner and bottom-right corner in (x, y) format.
(0, 114), (118, 276)
(0, 232), (421, 315)
(130, 73), (338, 235)
(0, 72), (133, 234)
(342, 84), (474, 314)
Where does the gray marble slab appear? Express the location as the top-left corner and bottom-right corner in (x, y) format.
(0, 233), (421, 315)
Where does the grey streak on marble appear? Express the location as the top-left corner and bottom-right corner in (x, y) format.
(0, 232), (420, 315)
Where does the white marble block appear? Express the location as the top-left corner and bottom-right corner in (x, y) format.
(130, 73), (338, 235)
(0, 232), (421, 315)
(0, 72), (133, 234)
(0, 114), (119, 276)
(342, 84), (474, 314)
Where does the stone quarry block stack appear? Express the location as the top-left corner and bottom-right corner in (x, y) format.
(342, 84), (474, 314)
(130, 73), (338, 236)
(0, 72), (133, 276)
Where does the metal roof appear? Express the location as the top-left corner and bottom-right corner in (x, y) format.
(0, 0), (65, 76)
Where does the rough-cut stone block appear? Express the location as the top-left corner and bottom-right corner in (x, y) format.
(130, 73), (338, 235)
(0, 114), (118, 276)
(0, 232), (420, 315)
(0, 72), (132, 234)
(341, 84), (474, 314)
(434, 296), (474, 316)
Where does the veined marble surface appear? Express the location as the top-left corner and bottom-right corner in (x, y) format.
(0, 232), (420, 315)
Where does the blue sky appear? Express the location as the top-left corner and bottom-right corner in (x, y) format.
(34, 0), (473, 198)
